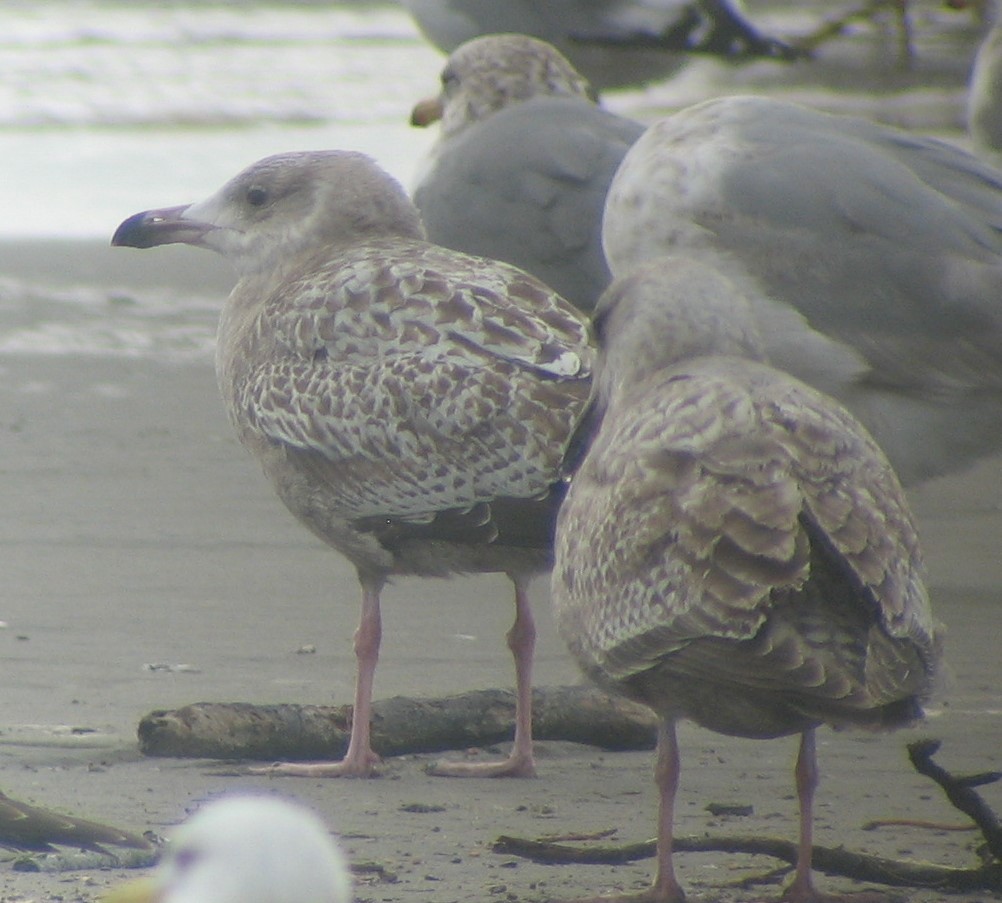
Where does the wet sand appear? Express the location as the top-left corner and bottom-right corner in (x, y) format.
(2, 8), (1002, 902)
(1, 260), (1000, 903)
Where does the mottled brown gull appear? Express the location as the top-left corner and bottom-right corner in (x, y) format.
(112, 150), (593, 778)
(603, 94), (1002, 487)
(552, 257), (942, 902)
(411, 34), (644, 313)
(104, 796), (351, 903)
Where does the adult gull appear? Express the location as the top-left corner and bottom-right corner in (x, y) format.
(400, 0), (800, 90)
(411, 34), (644, 312)
(112, 150), (593, 778)
(104, 796), (351, 903)
(552, 256), (943, 903)
(603, 94), (1002, 487)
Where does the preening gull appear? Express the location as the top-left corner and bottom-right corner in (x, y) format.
(400, 0), (799, 91)
(0, 790), (151, 853)
(411, 34), (644, 312)
(112, 150), (593, 778)
(603, 94), (1002, 487)
(552, 257), (942, 903)
(104, 796), (351, 903)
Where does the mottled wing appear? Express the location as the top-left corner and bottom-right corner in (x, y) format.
(554, 358), (933, 685)
(239, 240), (593, 519)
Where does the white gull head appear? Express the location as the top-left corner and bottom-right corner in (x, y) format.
(104, 796), (351, 903)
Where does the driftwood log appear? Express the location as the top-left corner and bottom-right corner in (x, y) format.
(137, 685), (658, 760)
(493, 739), (1002, 894)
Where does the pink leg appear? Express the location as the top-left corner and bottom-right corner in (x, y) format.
(781, 729), (819, 902)
(652, 720), (686, 902)
(251, 574), (384, 778)
(554, 720), (686, 903)
(429, 572), (537, 777)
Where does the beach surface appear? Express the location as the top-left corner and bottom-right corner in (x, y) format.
(2, 5), (1002, 902)
(0, 331), (999, 903)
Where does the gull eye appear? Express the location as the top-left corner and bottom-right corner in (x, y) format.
(246, 186), (268, 207)
(440, 66), (458, 91)
(172, 845), (201, 873)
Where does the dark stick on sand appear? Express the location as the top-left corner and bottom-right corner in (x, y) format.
(907, 738), (1002, 861)
(494, 739), (1002, 893)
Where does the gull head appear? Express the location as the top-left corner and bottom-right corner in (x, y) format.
(411, 33), (594, 137)
(591, 255), (768, 409)
(103, 796), (351, 903)
(112, 151), (426, 278)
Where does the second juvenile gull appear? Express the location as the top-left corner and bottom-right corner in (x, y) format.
(410, 34), (644, 312)
(552, 256), (942, 903)
(112, 150), (593, 778)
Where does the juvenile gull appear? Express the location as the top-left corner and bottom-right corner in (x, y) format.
(104, 796), (351, 903)
(552, 257), (942, 903)
(411, 34), (644, 312)
(603, 94), (1002, 486)
(112, 150), (593, 778)
(400, 0), (798, 91)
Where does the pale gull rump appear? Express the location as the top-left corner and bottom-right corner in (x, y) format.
(104, 796), (351, 903)
(399, 0), (799, 91)
(112, 150), (593, 778)
(552, 257), (942, 903)
(603, 94), (1002, 487)
(411, 34), (644, 313)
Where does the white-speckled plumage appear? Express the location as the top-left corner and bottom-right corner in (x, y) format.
(113, 150), (593, 778)
(603, 95), (1002, 486)
(420, 34), (594, 140)
(411, 35), (644, 312)
(552, 257), (941, 902)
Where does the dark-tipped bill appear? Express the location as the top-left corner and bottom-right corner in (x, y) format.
(111, 205), (214, 249)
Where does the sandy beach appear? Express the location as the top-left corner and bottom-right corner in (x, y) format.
(0, 249), (1000, 903)
(2, 5), (1002, 901)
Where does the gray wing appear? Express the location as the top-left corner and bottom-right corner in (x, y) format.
(604, 96), (1002, 482)
(415, 96), (644, 312)
(717, 100), (1002, 258)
